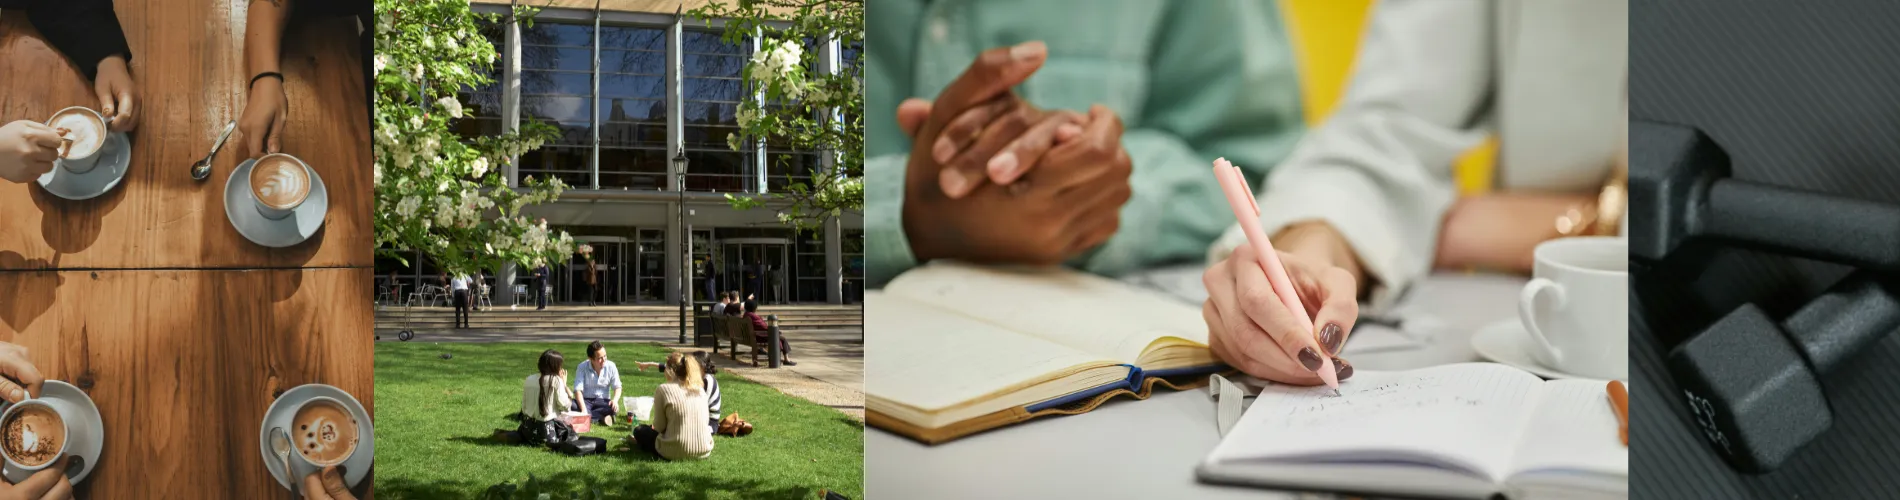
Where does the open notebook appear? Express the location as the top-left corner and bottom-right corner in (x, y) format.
(867, 262), (1224, 444)
(1199, 363), (1627, 499)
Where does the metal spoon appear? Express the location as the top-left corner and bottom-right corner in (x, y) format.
(63, 455), (81, 480)
(191, 121), (237, 181)
(270, 426), (294, 495)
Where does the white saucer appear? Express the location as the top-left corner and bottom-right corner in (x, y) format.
(224, 158), (328, 248)
(36, 132), (130, 200)
(1470, 319), (1601, 380)
(0, 381), (104, 484)
(259, 384), (372, 493)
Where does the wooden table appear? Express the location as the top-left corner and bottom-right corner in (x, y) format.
(0, 2), (372, 497)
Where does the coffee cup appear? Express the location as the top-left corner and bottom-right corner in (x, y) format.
(250, 153), (315, 220)
(283, 396), (360, 483)
(45, 107), (108, 174)
(1517, 236), (1629, 380)
(0, 400), (68, 473)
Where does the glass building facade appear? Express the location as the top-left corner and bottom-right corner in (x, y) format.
(377, 4), (862, 305)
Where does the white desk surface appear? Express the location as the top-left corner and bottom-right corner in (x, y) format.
(866, 270), (1531, 499)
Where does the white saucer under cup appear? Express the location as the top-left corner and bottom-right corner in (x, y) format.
(225, 158), (328, 248)
(0, 381), (103, 485)
(259, 384), (372, 492)
(37, 132), (130, 201)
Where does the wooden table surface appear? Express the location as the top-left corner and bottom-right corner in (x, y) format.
(0, 2), (373, 497)
(0, 3), (370, 270)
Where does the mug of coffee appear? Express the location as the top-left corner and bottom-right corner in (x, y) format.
(1517, 236), (1629, 380)
(250, 153), (314, 220)
(285, 396), (359, 482)
(45, 107), (108, 174)
(0, 401), (67, 473)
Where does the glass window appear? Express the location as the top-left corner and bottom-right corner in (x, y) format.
(521, 22), (593, 47)
(683, 29), (751, 192)
(519, 47), (593, 71)
(519, 146), (590, 188)
(599, 148), (669, 190)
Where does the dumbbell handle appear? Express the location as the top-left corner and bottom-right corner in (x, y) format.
(1702, 181), (1900, 272)
(1781, 270), (1900, 374)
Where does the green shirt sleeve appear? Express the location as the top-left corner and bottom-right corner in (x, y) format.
(1076, 0), (1304, 276)
(864, 153), (915, 288)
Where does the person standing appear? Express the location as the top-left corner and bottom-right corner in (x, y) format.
(449, 273), (471, 329)
(533, 263), (550, 310)
(584, 259), (599, 306)
(703, 263), (718, 305)
(571, 341), (622, 426)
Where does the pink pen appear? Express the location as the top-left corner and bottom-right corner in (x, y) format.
(1211, 158), (1339, 395)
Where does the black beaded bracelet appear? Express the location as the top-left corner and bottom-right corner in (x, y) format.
(249, 72), (284, 91)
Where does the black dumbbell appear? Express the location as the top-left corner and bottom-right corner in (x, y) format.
(1630, 120), (1900, 269)
(1668, 270), (1900, 473)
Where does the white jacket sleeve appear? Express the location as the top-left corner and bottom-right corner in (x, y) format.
(1209, 0), (1494, 309)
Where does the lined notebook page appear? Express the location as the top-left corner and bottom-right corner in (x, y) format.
(865, 291), (1111, 412)
(885, 262), (1207, 363)
(1209, 363), (1544, 480)
(1509, 379), (1629, 478)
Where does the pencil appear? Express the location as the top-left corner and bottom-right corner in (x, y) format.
(1608, 380), (1628, 446)
(1211, 158), (1338, 394)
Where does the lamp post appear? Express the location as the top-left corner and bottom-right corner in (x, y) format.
(675, 151), (690, 344)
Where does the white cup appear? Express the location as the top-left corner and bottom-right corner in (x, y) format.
(0, 400), (70, 474)
(45, 107), (108, 174)
(251, 154), (315, 220)
(1517, 237), (1629, 380)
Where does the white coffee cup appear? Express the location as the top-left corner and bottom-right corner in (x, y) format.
(250, 154), (315, 220)
(1517, 236), (1629, 380)
(45, 107), (108, 174)
(0, 400), (70, 474)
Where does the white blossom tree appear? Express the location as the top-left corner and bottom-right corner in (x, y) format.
(690, 0), (862, 231)
(374, 0), (576, 275)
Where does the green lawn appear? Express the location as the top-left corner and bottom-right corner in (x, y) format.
(373, 342), (863, 499)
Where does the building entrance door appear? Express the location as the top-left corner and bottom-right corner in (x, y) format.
(719, 238), (790, 305)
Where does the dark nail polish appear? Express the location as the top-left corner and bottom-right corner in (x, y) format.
(1333, 357), (1354, 380)
(1297, 348), (1324, 372)
(1318, 323), (1343, 355)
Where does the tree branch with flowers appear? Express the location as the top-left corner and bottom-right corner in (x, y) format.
(373, 0), (576, 276)
(690, 0), (862, 232)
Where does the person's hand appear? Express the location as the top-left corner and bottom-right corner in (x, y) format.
(238, 75), (289, 158)
(0, 456), (71, 500)
(898, 97), (1087, 196)
(301, 466), (355, 500)
(1202, 232), (1361, 385)
(0, 343), (45, 403)
(0, 121), (62, 184)
(901, 42), (1134, 264)
(94, 56), (138, 132)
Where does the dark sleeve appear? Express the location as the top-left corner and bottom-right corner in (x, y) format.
(24, 0), (132, 81)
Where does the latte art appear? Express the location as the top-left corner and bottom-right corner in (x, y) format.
(48, 110), (103, 159)
(292, 400), (357, 465)
(250, 155), (312, 209)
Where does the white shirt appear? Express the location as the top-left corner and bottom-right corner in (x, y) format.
(711, 303), (727, 315)
(573, 359), (622, 400)
(449, 275), (470, 291)
(1212, 0), (1627, 310)
(521, 373), (572, 421)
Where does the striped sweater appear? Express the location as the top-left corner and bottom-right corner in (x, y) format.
(704, 374), (722, 432)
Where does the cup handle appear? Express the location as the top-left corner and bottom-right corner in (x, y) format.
(1517, 278), (1567, 367)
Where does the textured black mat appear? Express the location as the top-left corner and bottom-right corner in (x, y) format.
(1634, 0), (1900, 498)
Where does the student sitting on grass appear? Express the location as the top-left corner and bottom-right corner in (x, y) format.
(571, 341), (623, 426)
(692, 351), (723, 434)
(743, 302), (795, 366)
(631, 352), (714, 461)
(521, 349), (572, 422)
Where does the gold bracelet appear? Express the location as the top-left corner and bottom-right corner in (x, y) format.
(1594, 165), (1628, 236)
(1556, 201), (1599, 238)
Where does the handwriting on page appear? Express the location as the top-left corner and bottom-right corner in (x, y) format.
(1275, 376), (1487, 428)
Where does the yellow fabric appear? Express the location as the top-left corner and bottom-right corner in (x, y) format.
(1280, 0), (1496, 195)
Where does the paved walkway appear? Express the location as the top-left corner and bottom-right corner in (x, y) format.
(379, 327), (865, 420)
